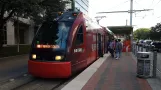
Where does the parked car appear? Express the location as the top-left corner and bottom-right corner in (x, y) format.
(138, 40), (144, 46)
(143, 40), (152, 48)
(149, 42), (161, 52)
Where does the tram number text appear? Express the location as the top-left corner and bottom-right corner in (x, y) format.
(92, 44), (98, 51)
(74, 48), (83, 53)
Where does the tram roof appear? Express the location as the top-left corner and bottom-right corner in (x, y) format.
(105, 27), (114, 35)
(107, 26), (133, 35)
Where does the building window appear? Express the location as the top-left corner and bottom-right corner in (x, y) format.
(2, 25), (7, 45)
(75, 26), (83, 45)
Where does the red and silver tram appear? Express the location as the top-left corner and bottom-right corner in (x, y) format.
(28, 11), (110, 78)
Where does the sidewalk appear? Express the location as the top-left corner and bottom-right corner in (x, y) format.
(82, 53), (152, 90)
(62, 53), (160, 90)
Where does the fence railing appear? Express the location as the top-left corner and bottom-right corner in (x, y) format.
(131, 43), (161, 79)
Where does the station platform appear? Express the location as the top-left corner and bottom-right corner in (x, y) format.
(62, 53), (158, 90)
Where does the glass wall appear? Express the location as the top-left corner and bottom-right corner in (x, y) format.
(75, 0), (89, 14)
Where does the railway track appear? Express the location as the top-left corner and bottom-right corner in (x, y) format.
(0, 73), (77, 90)
(12, 78), (65, 90)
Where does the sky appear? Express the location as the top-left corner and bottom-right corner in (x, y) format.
(88, 0), (161, 30)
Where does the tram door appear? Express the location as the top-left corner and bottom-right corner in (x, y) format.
(98, 34), (103, 57)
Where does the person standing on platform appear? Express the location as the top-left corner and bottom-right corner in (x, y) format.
(109, 39), (115, 58)
(106, 40), (110, 53)
(115, 39), (123, 60)
(114, 39), (118, 58)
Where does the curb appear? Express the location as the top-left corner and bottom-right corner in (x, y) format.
(61, 54), (110, 90)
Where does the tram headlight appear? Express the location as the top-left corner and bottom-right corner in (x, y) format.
(37, 45), (41, 48)
(55, 56), (64, 61)
(32, 54), (36, 59)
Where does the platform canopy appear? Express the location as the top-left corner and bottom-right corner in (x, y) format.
(105, 27), (114, 35)
(107, 26), (133, 35)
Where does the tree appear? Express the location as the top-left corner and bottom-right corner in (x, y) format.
(149, 25), (161, 40)
(0, 0), (43, 49)
(133, 28), (150, 40)
(31, 0), (70, 25)
(0, 0), (70, 49)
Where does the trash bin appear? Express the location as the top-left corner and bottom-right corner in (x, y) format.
(136, 52), (152, 78)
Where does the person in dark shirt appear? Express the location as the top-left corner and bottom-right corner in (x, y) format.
(115, 39), (123, 60)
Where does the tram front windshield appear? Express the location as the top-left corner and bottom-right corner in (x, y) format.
(33, 21), (72, 50)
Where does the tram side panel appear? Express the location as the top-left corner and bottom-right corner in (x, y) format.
(92, 32), (98, 61)
(86, 31), (98, 65)
(69, 22), (88, 73)
(86, 31), (92, 65)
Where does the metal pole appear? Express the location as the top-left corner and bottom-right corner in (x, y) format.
(153, 51), (157, 77)
(17, 15), (19, 52)
(72, 0), (75, 11)
(130, 0), (133, 26)
(130, 0), (133, 48)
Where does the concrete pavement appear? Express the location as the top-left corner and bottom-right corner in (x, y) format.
(62, 53), (161, 90)
(0, 55), (28, 82)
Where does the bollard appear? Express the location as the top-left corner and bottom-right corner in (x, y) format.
(132, 44), (134, 54)
(133, 44), (134, 53)
(134, 44), (136, 54)
(135, 45), (138, 56)
(134, 45), (135, 55)
(153, 51), (157, 78)
(134, 45), (136, 55)
(146, 47), (148, 52)
(141, 46), (143, 51)
(136, 45), (138, 56)
(132, 44), (133, 53)
(133, 44), (135, 54)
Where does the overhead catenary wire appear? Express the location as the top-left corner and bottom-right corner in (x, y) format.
(134, 0), (145, 10)
(106, 0), (129, 11)
(134, 0), (145, 17)
(134, 0), (154, 18)
(148, 0), (155, 8)
(134, 0), (157, 19)
(147, 0), (161, 19)
(151, 0), (161, 8)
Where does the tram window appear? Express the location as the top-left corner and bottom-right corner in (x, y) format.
(75, 26), (83, 45)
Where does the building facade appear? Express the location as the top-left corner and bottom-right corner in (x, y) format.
(2, 18), (34, 46)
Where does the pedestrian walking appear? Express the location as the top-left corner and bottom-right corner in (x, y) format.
(115, 39), (123, 60)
